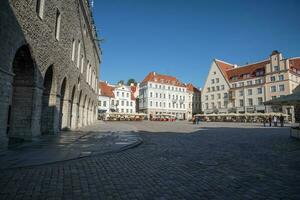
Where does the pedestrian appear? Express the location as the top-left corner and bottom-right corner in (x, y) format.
(279, 114), (284, 127)
(263, 117), (267, 127)
(192, 116), (196, 124)
(268, 115), (272, 127)
(273, 116), (278, 127)
(196, 116), (200, 124)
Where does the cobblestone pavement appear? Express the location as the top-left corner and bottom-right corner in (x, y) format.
(0, 121), (141, 169)
(0, 121), (300, 199)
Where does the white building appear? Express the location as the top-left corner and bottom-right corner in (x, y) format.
(202, 51), (300, 120)
(98, 81), (137, 118)
(186, 84), (201, 120)
(139, 72), (188, 120)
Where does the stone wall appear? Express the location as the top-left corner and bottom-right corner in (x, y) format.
(0, 0), (101, 141)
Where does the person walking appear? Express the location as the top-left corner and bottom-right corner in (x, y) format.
(273, 116), (278, 127)
(279, 114), (284, 127)
(268, 115), (272, 127)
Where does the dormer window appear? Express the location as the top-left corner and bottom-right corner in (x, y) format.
(231, 76), (238, 81)
(242, 74), (250, 79)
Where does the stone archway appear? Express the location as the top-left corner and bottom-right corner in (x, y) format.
(59, 77), (69, 130)
(41, 65), (57, 135)
(9, 45), (43, 140)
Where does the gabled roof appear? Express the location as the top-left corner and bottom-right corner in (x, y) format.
(186, 83), (201, 93)
(99, 81), (115, 98)
(226, 60), (269, 82)
(214, 59), (269, 82)
(141, 72), (186, 87)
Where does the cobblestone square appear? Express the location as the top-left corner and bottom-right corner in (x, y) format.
(0, 121), (300, 199)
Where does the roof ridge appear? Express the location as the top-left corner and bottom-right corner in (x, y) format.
(214, 58), (234, 66)
(237, 59), (269, 68)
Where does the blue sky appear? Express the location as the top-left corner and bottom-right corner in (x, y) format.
(93, 0), (300, 88)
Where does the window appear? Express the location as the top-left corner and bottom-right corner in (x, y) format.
(156, 102), (158, 107)
(216, 86), (220, 91)
(80, 56), (84, 73)
(55, 9), (61, 40)
(278, 75), (284, 81)
(156, 93), (158, 98)
(71, 39), (76, 61)
(122, 92), (124, 97)
(270, 76), (275, 82)
(217, 93), (221, 99)
(274, 66), (279, 71)
(258, 97), (263, 105)
(36, 0), (45, 19)
(271, 96), (276, 100)
(270, 86), (276, 92)
(257, 88), (262, 94)
(207, 87), (210, 92)
(205, 103), (209, 109)
(239, 99), (244, 107)
(150, 101), (152, 107)
(159, 102), (162, 107)
(279, 84), (285, 92)
(103, 101), (106, 107)
(150, 83), (152, 88)
(121, 109), (124, 113)
(239, 82), (244, 87)
(77, 41), (81, 68)
(126, 93), (129, 98)
(248, 98), (253, 106)
(247, 81), (252, 85)
(218, 102), (221, 108)
(111, 100), (114, 105)
(224, 93), (228, 98)
(243, 74), (250, 79)
(98, 101), (101, 106)
(211, 79), (215, 84)
(212, 87), (215, 91)
(255, 79), (262, 84)
(232, 83), (237, 88)
(150, 92), (152, 97)
(163, 94), (166, 98)
(117, 92), (119, 97)
(121, 101), (124, 106)
(221, 85), (225, 90)
(247, 89), (252, 95)
(216, 78), (219, 83)
(159, 93), (162, 98)
(239, 90), (244, 96)
(116, 100), (119, 105)
(205, 95), (208, 100)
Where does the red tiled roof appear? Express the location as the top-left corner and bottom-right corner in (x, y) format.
(215, 59), (269, 82)
(186, 83), (201, 93)
(99, 81), (115, 98)
(141, 72), (185, 87)
(226, 60), (269, 82)
(290, 58), (300, 70)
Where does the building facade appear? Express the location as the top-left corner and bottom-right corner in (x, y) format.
(186, 84), (201, 120)
(0, 0), (101, 142)
(202, 51), (300, 119)
(98, 81), (137, 116)
(139, 72), (188, 120)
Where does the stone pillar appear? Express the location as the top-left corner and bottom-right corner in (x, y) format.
(70, 102), (78, 130)
(0, 69), (13, 144)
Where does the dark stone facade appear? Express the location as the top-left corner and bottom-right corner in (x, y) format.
(0, 0), (101, 142)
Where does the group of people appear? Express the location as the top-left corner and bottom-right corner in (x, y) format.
(264, 115), (285, 127)
(192, 116), (201, 124)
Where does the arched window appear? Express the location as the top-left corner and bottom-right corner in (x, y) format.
(55, 9), (61, 40)
(80, 55), (84, 73)
(36, 0), (45, 19)
(86, 61), (89, 82)
(71, 39), (76, 61)
(77, 41), (81, 68)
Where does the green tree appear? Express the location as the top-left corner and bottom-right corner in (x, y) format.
(117, 80), (125, 85)
(127, 78), (137, 86)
